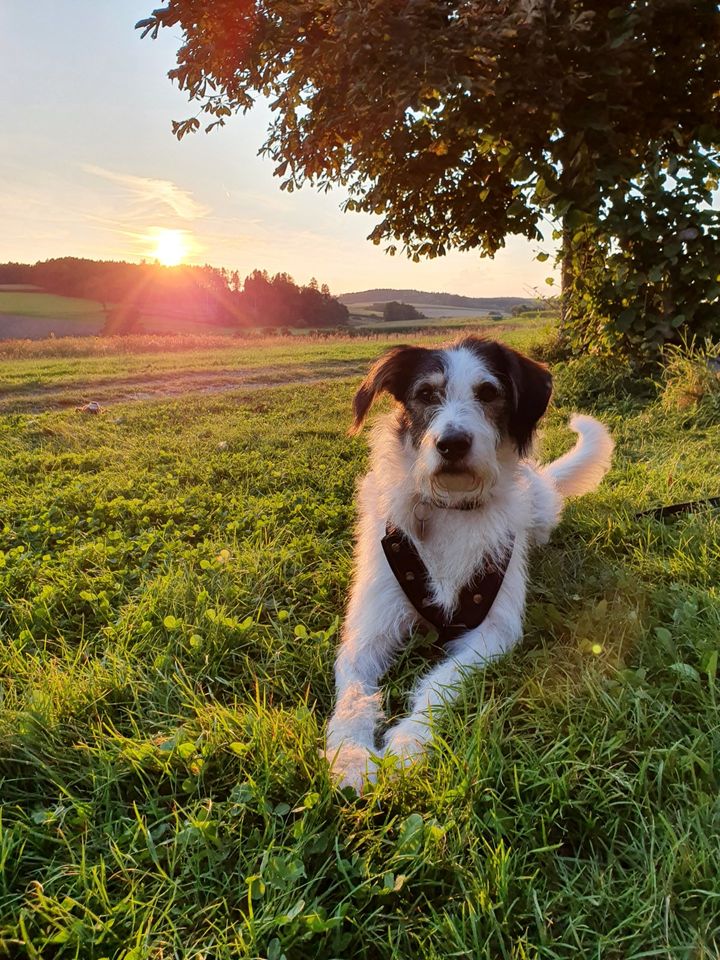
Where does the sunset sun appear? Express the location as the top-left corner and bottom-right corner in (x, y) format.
(152, 229), (187, 266)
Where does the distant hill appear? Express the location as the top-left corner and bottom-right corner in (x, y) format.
(340, 289), (540, 312)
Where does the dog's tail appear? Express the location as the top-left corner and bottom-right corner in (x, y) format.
(540, 414), (614, 498)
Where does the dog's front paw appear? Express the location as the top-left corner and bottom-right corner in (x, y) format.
(325, 742), (378, 793)
(383, 718), (430, 769)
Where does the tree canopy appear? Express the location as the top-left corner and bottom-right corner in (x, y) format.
(138, 1), (720, 357)
(380, 301), (426, 322)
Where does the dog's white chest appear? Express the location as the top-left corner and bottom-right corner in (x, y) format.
(409, 505), (522, 614)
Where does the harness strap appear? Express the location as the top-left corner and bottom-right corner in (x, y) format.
(381, 524), (514, 645)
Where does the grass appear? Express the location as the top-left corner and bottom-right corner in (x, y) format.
(0, 291), (234, 341)
(0, 319), (548, 414)
(0, 291), (107, 321)
(348, 310), (556, 331)
(661, 338), (720, 427)
(0, 290), (544, 340)
(0, 329), (718, 958)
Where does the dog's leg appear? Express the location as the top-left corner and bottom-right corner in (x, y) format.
(326, 578), (414, 791)
(382, 595), (524, 766)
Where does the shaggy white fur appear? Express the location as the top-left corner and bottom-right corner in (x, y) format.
(326, 340), (614, 791)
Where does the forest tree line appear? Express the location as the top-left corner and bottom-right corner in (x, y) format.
(0, 258), (349, 329)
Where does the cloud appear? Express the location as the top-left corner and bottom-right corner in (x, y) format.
(82, 164), (209, 220)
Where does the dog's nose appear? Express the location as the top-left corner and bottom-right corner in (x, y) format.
(436, 430), (472, 462)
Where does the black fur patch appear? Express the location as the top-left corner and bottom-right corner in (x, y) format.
(351, 346), (445, 435)
(454, 337), (553, 455)
(398, 373), (450, 448)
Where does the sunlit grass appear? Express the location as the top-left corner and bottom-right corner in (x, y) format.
(0, 332), (718, 958)
(0, 319), (551, 415)
(0, 291), (106, 319)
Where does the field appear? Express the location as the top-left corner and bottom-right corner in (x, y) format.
(0, 327), (719, 958)
(0, 289), (236, 341)
(0, 291), (108, 340)
(0, 285), (546, 340)
(347, 303), (509, 324)
(0, 319), (544, 414)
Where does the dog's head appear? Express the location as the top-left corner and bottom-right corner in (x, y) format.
(351, 337), (552, 505)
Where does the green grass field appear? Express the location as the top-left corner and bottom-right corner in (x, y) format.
(350, 313), (504, 330)
(0, 291), (106, 320)
(0, 329), (718, 958)
(0, 291), (108, 339)
(0, 290), (234, 341)
(0, 319), (546, 414)
(0, 286), (547, 341)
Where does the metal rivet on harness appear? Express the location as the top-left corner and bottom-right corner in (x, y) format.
(381, 522), (515, 646)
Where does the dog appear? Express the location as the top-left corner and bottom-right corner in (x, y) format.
(326, 336), (614, 790)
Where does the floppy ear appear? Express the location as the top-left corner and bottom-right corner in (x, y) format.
(498, 345), (553, 455)
(350, 345), (432, 434)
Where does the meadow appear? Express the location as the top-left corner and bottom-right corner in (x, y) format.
(0, 291), (107, 341)
(0, 326), (719, 959)
(0, 289), (229, 342)
(0, 282), (544, 341)
(0, 319), (542, 414)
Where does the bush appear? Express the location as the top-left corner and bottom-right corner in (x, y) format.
(560, 146), (720, 365)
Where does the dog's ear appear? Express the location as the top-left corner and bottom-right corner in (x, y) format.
(350, 345), (432, 434)
(497, 344), (553, 455)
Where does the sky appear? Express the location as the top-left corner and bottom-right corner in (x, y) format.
(0, 1), (557, 297)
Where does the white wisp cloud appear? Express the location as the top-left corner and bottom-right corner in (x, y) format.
(82, 164), (209, 220)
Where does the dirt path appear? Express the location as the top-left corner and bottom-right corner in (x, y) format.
(0, 360), (367, 414)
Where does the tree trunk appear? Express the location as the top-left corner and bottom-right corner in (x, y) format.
(560, 217), (573, 328)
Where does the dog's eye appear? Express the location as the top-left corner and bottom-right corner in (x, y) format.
(474, 382), (499, 403)
(416, 386), (438, 404)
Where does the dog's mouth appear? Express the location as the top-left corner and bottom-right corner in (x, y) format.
(430, 470), (484, 501)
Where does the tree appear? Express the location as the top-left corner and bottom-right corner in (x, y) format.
(138, 1), (720, 360)
(382, 301), (426, 322)
(234, 269), (348, 326)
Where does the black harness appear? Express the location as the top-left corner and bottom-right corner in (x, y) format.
(379, 493), (717, 647)
(381, 523), (514, 645)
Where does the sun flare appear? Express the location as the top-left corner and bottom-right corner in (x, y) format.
(152, 229), (187, 266)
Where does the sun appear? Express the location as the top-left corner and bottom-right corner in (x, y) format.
(152, 229), (187, 266)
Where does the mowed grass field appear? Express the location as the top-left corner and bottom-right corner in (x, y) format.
(0, 289), (232, 341)
(0, 291), (107, 340)
(0, 328), (719, 958)
(347, 304), (508, 325)
(0, 288), (503, 343)
(0, 284), (545, 340)
(0, 318), (544, 413)
(0, 291), (105, 320)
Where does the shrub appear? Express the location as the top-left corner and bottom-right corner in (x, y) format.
(560, 147), (720, 365)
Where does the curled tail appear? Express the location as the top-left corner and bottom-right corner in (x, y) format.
(541, 414), (614, 498)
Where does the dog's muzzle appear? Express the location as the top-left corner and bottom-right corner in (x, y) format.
(429, 472), (487, 510)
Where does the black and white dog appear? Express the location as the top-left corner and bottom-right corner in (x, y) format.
(326, 336), (613, 790)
